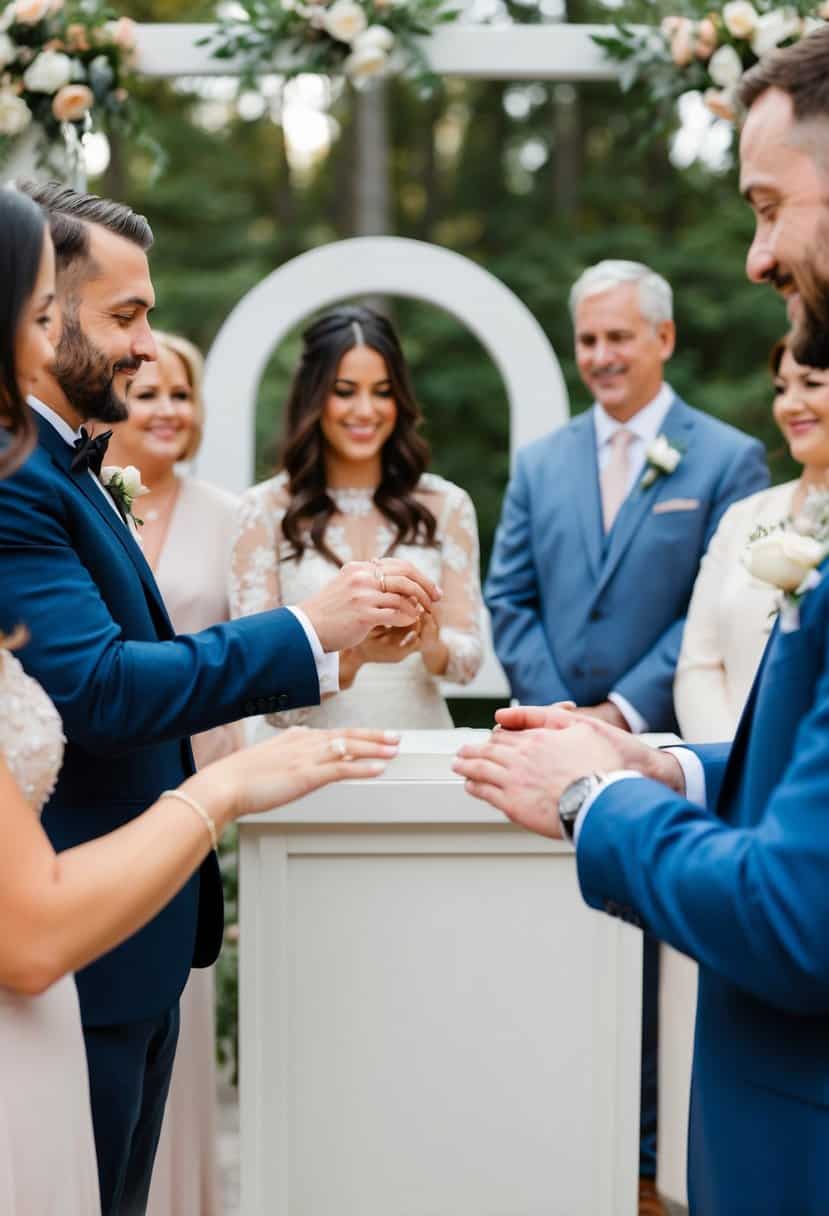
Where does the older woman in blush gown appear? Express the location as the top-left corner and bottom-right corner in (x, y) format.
(106, 332), (241, 1216)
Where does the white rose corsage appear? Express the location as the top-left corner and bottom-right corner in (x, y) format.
(744, 489), (829, 633)
(641, 434), (682, 489)
(101, 465), (149, 530)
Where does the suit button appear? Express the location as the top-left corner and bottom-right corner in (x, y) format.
(589, 608), (602, 622)
(277, 693), (289, 708)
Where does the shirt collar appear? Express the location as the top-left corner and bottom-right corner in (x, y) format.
(28, 395), (84, 447)
(593, 383), (675, 449)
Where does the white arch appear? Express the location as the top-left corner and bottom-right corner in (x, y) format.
(199, 237), (571, 698)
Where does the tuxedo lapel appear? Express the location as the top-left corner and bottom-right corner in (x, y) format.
(568, 413), (603, 582)
(594, 398), (694, 600)
(36, 414), (173, 630)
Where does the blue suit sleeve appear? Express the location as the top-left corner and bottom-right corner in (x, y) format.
(0, 464), (320, 756)
(577, 679), (829, 1014)
(484, 457), (572, 705)
(612, 437), (769, 725)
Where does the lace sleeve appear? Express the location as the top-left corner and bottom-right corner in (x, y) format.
(230, 487), (317, 728)
(436, 485), (484, 685)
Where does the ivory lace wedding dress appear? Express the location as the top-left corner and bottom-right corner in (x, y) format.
(0, 648), (101, 1214)
(231, 472), (483, 729)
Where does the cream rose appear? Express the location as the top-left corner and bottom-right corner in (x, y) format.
(704, 87), (738, 122)
(647, 435), (681, 474)
(0, 30), (15, 67)
(356, 24), (395, 51)
(344, 41), (387, 81)
(52, 82), (93, 121)
(722, 0), (758, 38)
(22, 47), (71, 92)
(745, 532), (824, 592)
(751, 8), (802, 57)
(13, 0), (50, 24)
(102, 465), (148, 503)
(665, 16), (695, 66)
(0, 88), (31, 134)
(708, 44), (743, 88)
(108, 16), (136, 50)
(323, 0), (367, 43)
(695, 17), (718, 59)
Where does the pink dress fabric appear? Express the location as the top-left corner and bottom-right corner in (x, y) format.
(146, 475), (242, 1216)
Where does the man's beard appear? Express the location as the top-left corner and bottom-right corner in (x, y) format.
(52, 311), (140, 423)
(789, 256), (829, 369)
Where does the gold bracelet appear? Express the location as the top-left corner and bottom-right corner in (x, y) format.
(161, 789), (219, 853)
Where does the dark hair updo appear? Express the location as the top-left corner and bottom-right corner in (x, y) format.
(280, 305), (437, 565)
(0, 188), (46, 477)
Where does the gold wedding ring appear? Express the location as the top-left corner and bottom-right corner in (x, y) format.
(330, 736), (349, 759)
(372, 559), (387, 594)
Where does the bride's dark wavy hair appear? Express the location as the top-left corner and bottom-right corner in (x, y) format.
(280, 305), (437, 566)
(0, 188), (43, 479)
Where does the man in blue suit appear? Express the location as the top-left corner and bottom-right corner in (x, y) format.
(456, 28), (829, 1215)
(0, 182), (439, 1215)
(485, 259), (767, 1212)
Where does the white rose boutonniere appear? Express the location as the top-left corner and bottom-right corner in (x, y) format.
(641, 434), (682, 489)
(101, 464), (149, 529)
(744, 489), (829, 632)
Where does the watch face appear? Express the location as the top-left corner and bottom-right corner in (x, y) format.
(560, 775), (594, 819)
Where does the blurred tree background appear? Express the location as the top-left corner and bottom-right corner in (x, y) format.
(104, 0), (795, 1073)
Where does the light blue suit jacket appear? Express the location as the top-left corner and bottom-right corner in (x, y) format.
(485, 395), (768, 730)
(577, 559), (829, 1214)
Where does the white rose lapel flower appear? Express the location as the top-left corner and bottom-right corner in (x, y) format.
(641, 434), (683, 490)
(100, 465), (149, 531)
(744, 490), (829, 633)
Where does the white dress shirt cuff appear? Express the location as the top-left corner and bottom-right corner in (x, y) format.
(608, 691), (648, 735)
(663, 747), (707, 808)
(573, 771), (643, 847)
(286, 606), (340, 695)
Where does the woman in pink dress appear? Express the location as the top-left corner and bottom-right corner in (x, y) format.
(0, 188), (397, 1215)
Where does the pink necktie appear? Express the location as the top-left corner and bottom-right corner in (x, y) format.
(600, 428), (635, 532)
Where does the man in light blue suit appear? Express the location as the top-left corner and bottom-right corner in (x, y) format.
(457, 28), (829, 1215)
(485, 259), (767, 1212)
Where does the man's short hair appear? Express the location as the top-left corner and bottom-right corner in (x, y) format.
(569, 260), (673, 326)
(738, 26), (829, 121)
(16, 180), (153, 276)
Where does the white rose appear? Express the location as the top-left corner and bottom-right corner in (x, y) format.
(751, 8), (802, 57)
(722, 0), (758, 38)
(356, 24), (395, 51)
(0, 5), (14, 31)
(0, 30), (14, 66)
(708, 43), (743, 88)
(13, 0), (50, 24)
(120, 466), (147, 500)
(22, 48), (72, 92)
(704, 86), (738, 122)
(323, 0), (367, 43)
(0, 88), (31, 134)
(745, 532), (824, 591)
(344, 42), (388, 81)
(647, 435), (681, 473)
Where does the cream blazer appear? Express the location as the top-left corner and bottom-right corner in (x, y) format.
(674, 481), (798, 744)
(156, 474), (243, 768)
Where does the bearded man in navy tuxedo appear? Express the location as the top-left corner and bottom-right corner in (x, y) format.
(0, 182), (439, 1215)
(457, 28), (829, 1216)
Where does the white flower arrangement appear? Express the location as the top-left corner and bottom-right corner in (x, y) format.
(201, 0), (459, 93)
(744, 488), (829, 631)
(641, 434), (683, 489)
(594, 1), (829, 142)
(101, 464), (149, 529)
(0, 0), (137, 167)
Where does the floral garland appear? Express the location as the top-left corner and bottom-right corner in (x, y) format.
(594, 2), (829, 138)
(0, 0), (137, 170)
(200, 0), (460, 94)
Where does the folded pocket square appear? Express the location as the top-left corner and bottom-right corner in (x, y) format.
(652, 498), (700, 514)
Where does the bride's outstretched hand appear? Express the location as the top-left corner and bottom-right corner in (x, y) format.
(211, 727), (400, 820)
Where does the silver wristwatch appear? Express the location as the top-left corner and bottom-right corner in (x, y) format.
(557, 773), (604, 841)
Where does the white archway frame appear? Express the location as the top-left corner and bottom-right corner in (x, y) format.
(200, 235), (568, 491)
(200, 236), (570, 698)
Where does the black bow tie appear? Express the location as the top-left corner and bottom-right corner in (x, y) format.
(71, 427), (112, 477)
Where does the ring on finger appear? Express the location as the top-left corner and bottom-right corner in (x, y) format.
(330, 736), (350, 760)
(372, 559), (387, 594)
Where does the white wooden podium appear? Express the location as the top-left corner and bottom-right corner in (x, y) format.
(238, 731), (643, 1215)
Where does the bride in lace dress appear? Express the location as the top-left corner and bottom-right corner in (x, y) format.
(231, 306), (483, 730)
(0, 192), (399, 1213)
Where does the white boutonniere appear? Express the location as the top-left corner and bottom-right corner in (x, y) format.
(744, 489), (829, 633)
(100, 465), (149, 530)
(641, 434), (682, 489)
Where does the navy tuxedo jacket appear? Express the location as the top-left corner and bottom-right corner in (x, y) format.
(0, 413), (320, 1026)
(485, 396), (769, 730)
(578, 564), (829, 1213)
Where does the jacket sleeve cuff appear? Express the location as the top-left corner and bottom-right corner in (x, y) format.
(286, 606), (340, 695)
